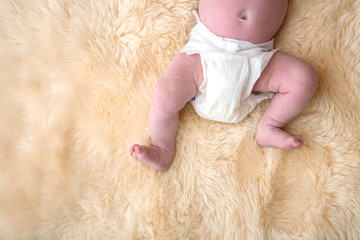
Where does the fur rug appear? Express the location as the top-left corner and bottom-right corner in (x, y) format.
(1, 0), (359, 239)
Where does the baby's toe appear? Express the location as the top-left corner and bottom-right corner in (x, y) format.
(134, 145), (145, 154)
(130, 144), (136, 155)
(289, 136), (303, 149)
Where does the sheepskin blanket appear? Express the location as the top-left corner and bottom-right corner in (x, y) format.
(1, 0), (359, 239)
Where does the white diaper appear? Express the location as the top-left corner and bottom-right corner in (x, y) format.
(180, 11), (276, 123)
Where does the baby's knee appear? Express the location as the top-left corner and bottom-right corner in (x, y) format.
(303, 62), (318, 86)
(290, 60), (318, 95)
(303, 64), (318, 96)
(150, 82), (184, 116)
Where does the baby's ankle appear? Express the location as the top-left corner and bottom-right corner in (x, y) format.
(151, 145), (174, 171)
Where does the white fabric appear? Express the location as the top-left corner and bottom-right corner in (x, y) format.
(180, 11), (276, 123)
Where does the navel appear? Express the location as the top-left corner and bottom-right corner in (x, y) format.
(238, 10), (248, 21)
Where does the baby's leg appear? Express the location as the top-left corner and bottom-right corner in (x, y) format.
(130, 53), (202, 171)
(253, 52), (318, 149)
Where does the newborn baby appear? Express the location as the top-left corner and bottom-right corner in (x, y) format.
(130, 0), (318, 171)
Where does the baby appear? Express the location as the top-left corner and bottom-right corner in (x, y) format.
(130, 0), (318, 171)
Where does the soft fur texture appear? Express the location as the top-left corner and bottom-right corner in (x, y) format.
(0, 0), (359, 239)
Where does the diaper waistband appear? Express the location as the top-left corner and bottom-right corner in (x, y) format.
(190, 10), (274, 53)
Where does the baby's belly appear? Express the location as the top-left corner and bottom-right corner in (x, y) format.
(198, 0), (288, 43)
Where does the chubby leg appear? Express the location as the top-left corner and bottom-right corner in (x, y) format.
(253, 52), (318, 149)
(130, 53), (202, 171)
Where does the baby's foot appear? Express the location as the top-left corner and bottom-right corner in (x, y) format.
(255, 125), (303, 150)
(130, 144), (173, 171)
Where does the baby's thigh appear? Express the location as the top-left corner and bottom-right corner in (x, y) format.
(152, 53), (202, 111)
(253, 51), (317, 93)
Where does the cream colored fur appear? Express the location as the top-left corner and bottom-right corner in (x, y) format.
(1, 0), (360, 239)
